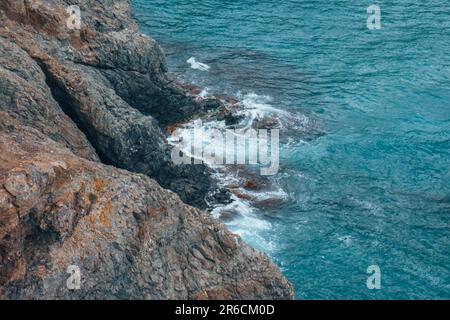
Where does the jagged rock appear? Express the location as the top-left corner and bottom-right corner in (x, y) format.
(0, 0), (294, 299)
(0, 126), (293, 299)
(0, 0), (222, 208)
(0, 37), (98, 162)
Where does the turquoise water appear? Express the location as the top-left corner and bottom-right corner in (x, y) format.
(132, 0), (450, 299)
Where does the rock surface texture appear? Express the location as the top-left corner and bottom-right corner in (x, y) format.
(0, 0), (294, 299)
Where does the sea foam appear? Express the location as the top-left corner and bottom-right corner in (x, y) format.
(187, 57), (210, 71)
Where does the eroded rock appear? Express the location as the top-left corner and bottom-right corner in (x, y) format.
(0, 127), (294, 299)
(0, 0), (294, 299)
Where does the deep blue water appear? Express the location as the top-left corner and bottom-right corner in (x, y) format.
(132, 0), (450, 299)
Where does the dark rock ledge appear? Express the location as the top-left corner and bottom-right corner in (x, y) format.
(0, 0), (294, 299)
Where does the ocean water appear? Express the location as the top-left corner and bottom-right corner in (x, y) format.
(132, 0), (450, 299)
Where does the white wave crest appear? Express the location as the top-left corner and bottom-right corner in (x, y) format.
(187, 57), (210, 71)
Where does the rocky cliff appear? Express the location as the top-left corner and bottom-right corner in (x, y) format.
(0, 0), (294, 299)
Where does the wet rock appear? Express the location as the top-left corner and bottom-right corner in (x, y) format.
(205, 188), (233, 206)
(252, 116), (281, 130)
(244, 180), (261, 191)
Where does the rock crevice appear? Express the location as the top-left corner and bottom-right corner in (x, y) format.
(0, 0), (294, 299)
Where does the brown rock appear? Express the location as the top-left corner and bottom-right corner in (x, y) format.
(0, 0), (295, 300)
(0, 120), (294, 300)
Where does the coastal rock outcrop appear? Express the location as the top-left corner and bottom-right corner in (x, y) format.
(0, 0), (220, 208)
(0, 0), (294, 299)
(0, 126), (293, 299)
(0, 37), (99, 162)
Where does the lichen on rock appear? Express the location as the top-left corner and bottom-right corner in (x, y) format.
(0, 0), (294, 299)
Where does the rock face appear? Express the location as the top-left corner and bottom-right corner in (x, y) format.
(0, 127), (293, 299)
(0, 0), (219, 209)
(0, 0), (294, 299)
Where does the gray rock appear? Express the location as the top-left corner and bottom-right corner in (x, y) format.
(0, 126), (294, 299)
(0, 0), (295, 299)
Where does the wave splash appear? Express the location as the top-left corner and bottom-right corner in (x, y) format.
(187, 57), (210, 71)
(168, 90), (312, 253)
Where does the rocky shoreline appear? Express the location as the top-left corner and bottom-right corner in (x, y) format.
(0, 0), (294, 299)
